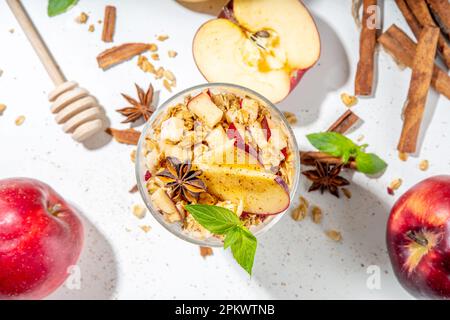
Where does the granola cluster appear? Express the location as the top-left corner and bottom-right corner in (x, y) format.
(142, 89), (295, 240)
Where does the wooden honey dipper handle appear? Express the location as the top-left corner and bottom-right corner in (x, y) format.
(6, 0), (66, 85)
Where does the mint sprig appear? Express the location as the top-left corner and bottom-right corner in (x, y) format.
(48, 0), (79, 17)
(185, 204), (257, 275)
(306, 132), (387, 174)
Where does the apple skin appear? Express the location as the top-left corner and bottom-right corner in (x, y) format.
(213, 0), (320, 103)
(226, 122), (263, 164)
(0, 178), (84, 300)
(386, 175), (450, 299)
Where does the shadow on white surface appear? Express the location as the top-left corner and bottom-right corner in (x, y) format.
(411, 90), (440, 158)
(48, 208), (117, 300)
(277, 15), (350, 125)
(251, 180), (402, 299)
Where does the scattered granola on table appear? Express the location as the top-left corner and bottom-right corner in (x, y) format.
(340, 93), (358, 107)
(15, 115), (25, 126)
(326, 230), (342, 242)
(419, 160), (429, 171)
(75, 12), (88, 24)
(132, 204), (146, 219)
(0, 104), (6, 114)
(283, 111), (297, 125)
(311, 206), (322, 224)
(140, 225), (152, 233)
(389, 178), (403, 191)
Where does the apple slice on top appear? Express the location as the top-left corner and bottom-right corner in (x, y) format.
(193, 0), (320, 103)
(195, 163), (290, 215)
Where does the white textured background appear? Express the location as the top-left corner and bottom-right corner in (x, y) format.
(0, 0), (448, 299)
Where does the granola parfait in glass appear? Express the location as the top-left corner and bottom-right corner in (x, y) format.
(136, 84), (299, 247)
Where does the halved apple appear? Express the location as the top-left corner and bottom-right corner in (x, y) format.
(193, 0), (321, 103)
(195, 163), (290, 214)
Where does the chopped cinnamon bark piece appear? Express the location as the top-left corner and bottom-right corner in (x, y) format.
(355, 0), (378, 96)
(300, 152), (357, 170)
(200, 246), (213, 258)
(378, 25), (450, 99)
(106, 128), (141, 145)
(102, 5), (116, 43)
(397, 26), (439, 154)
(97, 43), (151, 70)
(327, 110), (360, 134)
(395, 0), (422, 39)
(405, 0), (450, 68)
(425, 0), (450, 37)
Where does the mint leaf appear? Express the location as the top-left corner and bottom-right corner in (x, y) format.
(229, 227), (257, 275)
(307, 132), (388, 174)
(307, 132), (358, 161)
(48, 0), (79, 17)
(355, 152), (387, 174)
(224, 226), (240, 249)
(185, 204), (240, 235)
(185, 204), (257, 275)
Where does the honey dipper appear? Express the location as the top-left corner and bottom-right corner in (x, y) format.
(7, 0), (104, 142)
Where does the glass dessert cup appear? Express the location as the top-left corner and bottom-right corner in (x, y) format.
(136, 83), (300, 247)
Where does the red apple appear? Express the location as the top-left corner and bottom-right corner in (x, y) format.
(193, 0), (321, 103)
(0, 178), (84, 300)
(386, 175), (450, 299)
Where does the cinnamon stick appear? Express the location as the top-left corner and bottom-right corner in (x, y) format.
(327, 110), (360, 134)
(300, 152), (357, 170)
(355, 0), (378, 96)
(102, 5), (116, 43)
(106, 128), (141, 145)
(97, 43), (151, 70)
(405, 0), (450, 68)
(398, 26), (440, 153)
(425, 0), (450, 37)
(395, 0), (422, 39)
(379, 25), (450, 99)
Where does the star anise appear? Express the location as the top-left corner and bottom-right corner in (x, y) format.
(116, 83), (154, 123)
(156, 157), (207, 203)
(302, 161), (350, 198)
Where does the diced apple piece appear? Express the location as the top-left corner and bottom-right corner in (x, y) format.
(160, 117), (185, 143)
(145, 149), (161, 173)
(260, 116), (271, 141)
(248, 121), (268, 149)
(205, 125), (227, 149)
(261, 116), (287, 151)
(151, 188), (181, 222)
(241, 97), (259, 123)
(197, 139), (261, 169)
(161, 143), (192, 162)
(187, 92), (223, 127)
(195, 164), (290, 214)
(227, 122), (261, 164)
